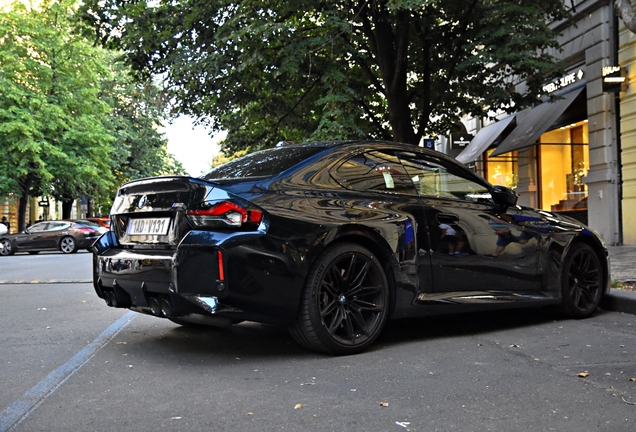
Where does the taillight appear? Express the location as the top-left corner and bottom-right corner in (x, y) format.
(77, 228), (94, 235)
(186, 201), (263, 229)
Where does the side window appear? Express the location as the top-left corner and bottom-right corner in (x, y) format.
(28, 223), (48, 233)
(398, 152), (492, 202)
(331, 150), (417, 195)
(46, 222), (69, 231)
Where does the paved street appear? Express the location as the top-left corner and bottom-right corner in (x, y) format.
(1, 252), (636, 431)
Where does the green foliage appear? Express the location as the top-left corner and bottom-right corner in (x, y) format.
(0, 0), (185, 227)
(80, 0), (568, 154)
(0, 0), (114, 228)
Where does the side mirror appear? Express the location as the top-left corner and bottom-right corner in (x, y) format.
(491, 186), (518, 207)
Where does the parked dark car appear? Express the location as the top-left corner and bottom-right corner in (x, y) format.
(92, 141), (609, 354)
(0, 220), (107, 255)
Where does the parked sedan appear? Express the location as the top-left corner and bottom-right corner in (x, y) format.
(92, 141), (609, 354)
(0, 220), (107, 255)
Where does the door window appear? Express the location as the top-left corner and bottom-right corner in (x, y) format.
(331, 150), (417, 195)
(397, 152), (492, 203)
(27, 222), (48, 233)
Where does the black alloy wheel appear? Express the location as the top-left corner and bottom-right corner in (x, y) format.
(560, 243), (603, 318)
(0, 239), (14, 256)
(290, 243), (389, 355)
(60, 236), (77, 254)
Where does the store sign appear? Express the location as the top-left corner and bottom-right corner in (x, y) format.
(452, 134), (472, 148)
(602, 66), (627, 93)
(542, 69), (585, 94)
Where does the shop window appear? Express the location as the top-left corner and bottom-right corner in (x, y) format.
(538, 120), (589, 214)
(484, 150), (518, 189)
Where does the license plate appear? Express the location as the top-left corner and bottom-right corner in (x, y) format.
(126, 217), (170, 236)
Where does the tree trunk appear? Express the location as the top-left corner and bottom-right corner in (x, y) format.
(368, 9), (418, 144)
(18, 195), (29, 233)
(62, 200), (74, 219)
(17, 174), (35, 232)
(87, 200), (94, 218)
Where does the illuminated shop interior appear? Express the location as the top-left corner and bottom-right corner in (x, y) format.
(482, 119), (588, 219)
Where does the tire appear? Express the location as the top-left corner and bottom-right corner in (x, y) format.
(60, 236), (77, 254)
(289, 243), (390, 355)
(560, 243), (604, 318)
(0, 239), (15, 256)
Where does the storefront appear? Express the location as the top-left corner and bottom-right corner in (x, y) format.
(455, 0), (622, 245)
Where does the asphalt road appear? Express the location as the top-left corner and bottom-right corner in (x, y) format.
(1, 252), (636, 431)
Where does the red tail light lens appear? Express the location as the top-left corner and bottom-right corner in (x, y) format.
(186, 201), (263, 229)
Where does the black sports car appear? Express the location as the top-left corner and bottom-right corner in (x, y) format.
(92, 141), (609, 354)
(1, 220), (107, 255)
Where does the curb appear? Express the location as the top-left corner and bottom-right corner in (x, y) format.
(600, 289), (636, 315)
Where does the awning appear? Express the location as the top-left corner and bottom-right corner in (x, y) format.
(455, 115), (516, 164)
(490, 87), (585, 157)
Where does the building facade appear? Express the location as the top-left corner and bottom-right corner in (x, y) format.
(454, 0), (624, 246)
(618, 1), (636, 244)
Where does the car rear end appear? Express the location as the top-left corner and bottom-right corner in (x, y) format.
(92, 176), (269, 323)
(71, 221), (109, 248)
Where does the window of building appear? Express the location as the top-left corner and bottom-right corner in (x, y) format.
(538, 120), (589, 213)
(484, 150), (518, 189)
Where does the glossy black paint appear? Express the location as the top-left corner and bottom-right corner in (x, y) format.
(92, 141), (610, 334)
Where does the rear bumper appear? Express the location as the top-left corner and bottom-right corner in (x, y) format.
(92, 230), (304, 326)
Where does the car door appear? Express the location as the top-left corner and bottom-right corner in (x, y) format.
(14, 222), (49, 250)
(396, 150), (541, 293)
(327, 148), (435, 294)
(41, 221), (70, 249)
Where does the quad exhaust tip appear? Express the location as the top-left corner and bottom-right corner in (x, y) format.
(103, 291), (118, 307)
(149, 297), (161, 316)
(149, 297), (174, 317)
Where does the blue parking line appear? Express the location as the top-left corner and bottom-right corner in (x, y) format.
(0, 311), (137, 431)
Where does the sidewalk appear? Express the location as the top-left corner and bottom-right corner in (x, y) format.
(601, 245), (636, 315)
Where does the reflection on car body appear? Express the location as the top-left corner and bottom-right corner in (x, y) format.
(91, 141), (609, 354)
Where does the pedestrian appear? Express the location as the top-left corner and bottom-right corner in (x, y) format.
(1, 216), (10, 234)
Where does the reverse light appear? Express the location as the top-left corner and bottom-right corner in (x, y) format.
(186, 201), (263, 229)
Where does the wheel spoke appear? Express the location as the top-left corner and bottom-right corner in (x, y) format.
(347, 308), (369, 337)
(328, 265), (345, 292)
(325, 307), (345, 335)
(320, 297), (338, 319)
(351, 298), (383, 313)
(347, 261), (370, 291)
(342, 310), (357, 343)
(321, 278), (339, 298)
(349, 284), (383, 298)
(345, 254), (357, 286)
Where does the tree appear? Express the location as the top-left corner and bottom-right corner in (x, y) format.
(0, 0), (115, 230)
(97, 57), (186, 215)
(0, 0), (185, 226)
(80, 0), (568, 154)
(616, 0), (636, 33)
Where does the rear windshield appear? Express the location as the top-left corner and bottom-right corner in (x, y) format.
(201, 146), (326, 180)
